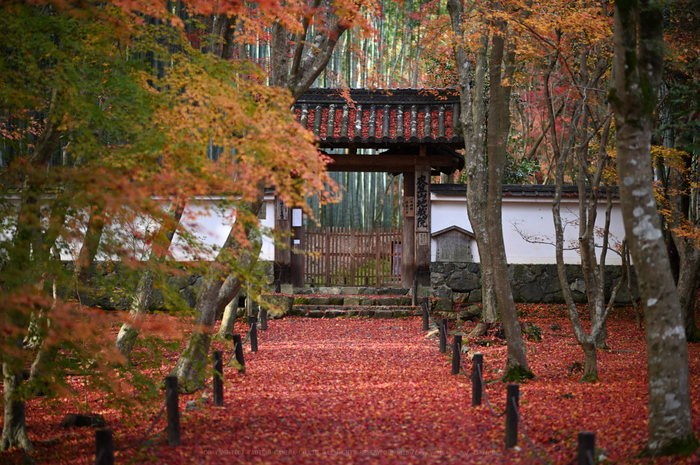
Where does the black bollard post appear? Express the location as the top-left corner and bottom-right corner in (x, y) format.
(422, 297), (429, 331)
(578, 432), (595, 465)
(505, 383), (519, 448)
(213, 351), (224, 407)
(260, 307), (268, 331)
(452, 335), (462, 375)
(165, 376), (181, 446)
(472, 352), (483, 406)
(233, 334), (245, 373)
(95, 429), (114, 465)
(249, 316), (258, 352)
(439, 318), (448, 353)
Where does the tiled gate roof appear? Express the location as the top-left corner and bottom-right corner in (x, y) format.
(295, 88), (464, 149)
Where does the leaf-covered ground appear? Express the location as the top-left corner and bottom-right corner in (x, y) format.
(2, 304), (700, 464)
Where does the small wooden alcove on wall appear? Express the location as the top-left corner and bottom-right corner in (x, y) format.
(275, 88), (465, 289)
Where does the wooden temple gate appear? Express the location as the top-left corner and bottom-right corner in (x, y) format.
(303, 227), (402, 287)
(274, 88), (464, 290)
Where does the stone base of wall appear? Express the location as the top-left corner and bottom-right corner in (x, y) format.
(60, 260), (275, 311)
(431, 262), (638, 304)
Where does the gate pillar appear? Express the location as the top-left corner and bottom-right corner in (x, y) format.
(415, 165), (431, 286)
(402, 172), (415, 288)
(274, 196), (292, 288)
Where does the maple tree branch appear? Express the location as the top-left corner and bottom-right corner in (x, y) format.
(29, 87), (59, 165)
(525, 102), (563, 161)
(290, 21), (350, 101)
(290, 0), (323, 78)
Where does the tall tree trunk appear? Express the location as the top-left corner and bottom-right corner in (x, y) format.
(169, 197), (264, 393)
(74, 204), (106, 289)
(217, 291), (242, 339)
(485, 23), (530, 379)
(2, 115), (60, 451)
(1, 356), (34, 452)
(27, 276), (60, 394)
(611, 0), (697, 455)
(674, 242), (700, 342)
(447, 0), (495, 333)
(669, 145), (700, 342)
(115, 198), (186, 362)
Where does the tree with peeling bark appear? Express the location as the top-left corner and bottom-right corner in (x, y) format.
(610, 0), (698, 456)
(447, 0), (532, 381)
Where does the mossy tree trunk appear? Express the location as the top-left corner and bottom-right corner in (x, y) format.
(115, 198), (186, 362)
(485, 25), (531, 379)
(169, 199), (263, 393)
(448, 0), (532, 379)
(217, 291), (242, 339)
(2, 107), (60, 452)
(2, 357), (34, 453)
(447, 0), (495, 339)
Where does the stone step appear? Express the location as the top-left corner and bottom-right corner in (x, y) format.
(290, 305), (421, 319)
(293, 296), (413, 306)
(290, 286), (411, 296)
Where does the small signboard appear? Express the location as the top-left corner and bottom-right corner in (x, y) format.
(415, 169), (430, 232)
(292, 208), (303, 227)
(276, 198), (288, 221)
(404, 196), (415, 217)
(417, 232), (429, 246)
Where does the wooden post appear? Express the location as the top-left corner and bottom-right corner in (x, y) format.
(452, 335), (462, 375)
(414, 166), (431, 286)
(439, 318), (447, 353)
(421, 297), (429, 331)
(260, 307), (268, 331)
(232, 334), (245, 373)
(505, 384), (519, 448)
(578, 432), (595, 465)
(412, 279), (418, 306)
(274, 196), (291, 286)
(249, 316), (258, 352)
(291, 208), (304, 288)
(472, 353), (483, 406)
(402, 171), (415, 288)
(95, 429), (114, 465)
(213, 351), (223, 407)
(324, 227), (331, 286)
(375, 228), (381, 288)
(350, 229), (356, 287)
(165, 376), (180, 446)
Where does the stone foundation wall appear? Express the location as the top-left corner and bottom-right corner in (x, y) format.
(431, 262), (638, 304)
(62, 260), (275, 311)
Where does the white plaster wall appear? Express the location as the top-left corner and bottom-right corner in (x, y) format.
(46, 196), (276, 262)
(431, 194), (625, 265)
(163, 196), (276, 261)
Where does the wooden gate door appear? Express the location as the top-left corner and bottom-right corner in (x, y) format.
(304, 227), (402, 288)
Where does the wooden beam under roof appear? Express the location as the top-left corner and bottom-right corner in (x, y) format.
(323, 146), (464, 174)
